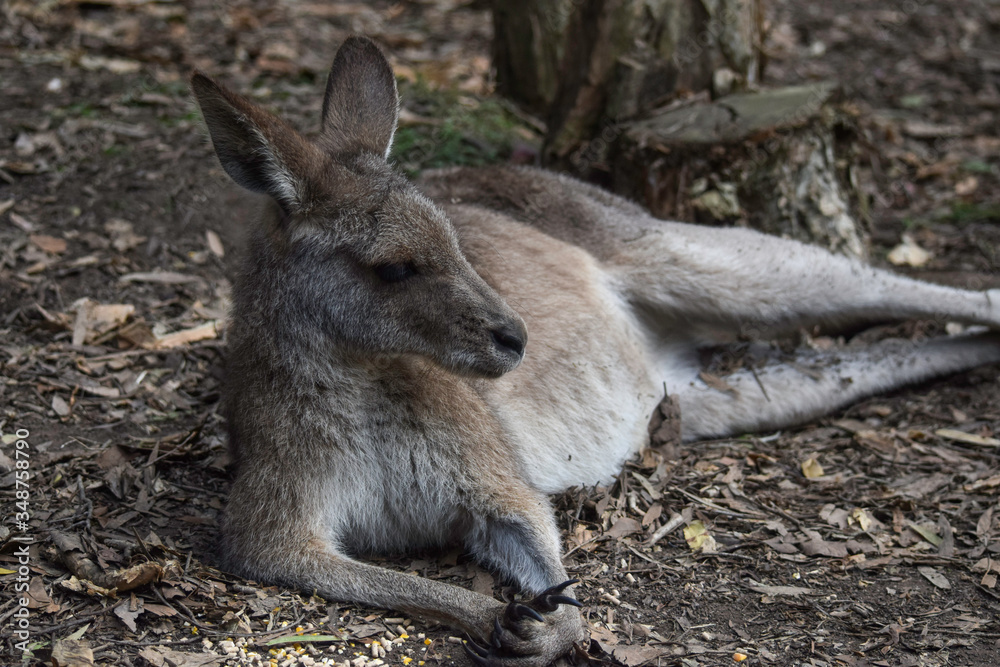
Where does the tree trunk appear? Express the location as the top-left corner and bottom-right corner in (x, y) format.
(491, 0), (763, 168)
(491, 0), (871, 258)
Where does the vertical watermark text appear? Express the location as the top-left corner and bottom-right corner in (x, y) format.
(9, 428), (33, 658)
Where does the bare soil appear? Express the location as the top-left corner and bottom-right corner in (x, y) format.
(1, 1), (998, 666)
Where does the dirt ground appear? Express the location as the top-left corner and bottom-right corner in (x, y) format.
(1, 1), (999, 666)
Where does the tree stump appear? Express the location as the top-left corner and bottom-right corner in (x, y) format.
(609, 83), (872, 259)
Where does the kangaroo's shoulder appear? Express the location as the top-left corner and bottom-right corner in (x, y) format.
(417, 165), (651, 258)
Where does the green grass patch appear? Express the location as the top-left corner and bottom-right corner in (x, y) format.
(946, 201), (1000, 224)
(390, 79), (539, 175)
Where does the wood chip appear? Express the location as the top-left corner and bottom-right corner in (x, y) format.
(120, 271), (205, 285)
(935, 428), (1000, 447)
(150, 321), (220, 349)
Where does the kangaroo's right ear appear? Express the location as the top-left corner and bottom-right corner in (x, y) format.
(191, 72), (322, 212)
(319, 36), (399, 158)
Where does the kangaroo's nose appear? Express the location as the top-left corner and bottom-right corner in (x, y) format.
(491, 324), (526, 359)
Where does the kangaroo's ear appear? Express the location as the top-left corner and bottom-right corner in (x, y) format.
(320, 36), (398, 158)
(191, 72), (322, 212)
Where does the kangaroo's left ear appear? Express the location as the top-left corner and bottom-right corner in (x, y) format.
(320, 36), (399, 159)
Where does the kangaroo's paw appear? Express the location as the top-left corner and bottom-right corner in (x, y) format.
(464, 580), (587, 667)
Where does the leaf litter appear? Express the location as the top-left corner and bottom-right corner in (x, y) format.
(2, 0), (1000, 666)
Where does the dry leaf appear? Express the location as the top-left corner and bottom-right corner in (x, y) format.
(52, 394), (71, 417)
(935, 428), (1000, 447)
(801, 457), (824, 478)
(611, 644), (667, 666)
(114, 601), (142, 632)
(29, 233), (67, 254)
(105, 219), (147, 252)
(606, 516), (642, 539)
(908, 522), (942, 546)
(71, 299), (135, 345)
(976, 507), (994, 540)
(120, 271), (205, 285)
(917, 566), (951, 589)
(150, 321), (220, 349)
(971, 558), (1000, 574)
(954, 175), (978, 196)
(683, 520), (716, 551)
(9, 211), (35, 231)
(746, 580), (813, 597)
(849, 507), (872, 531)
(51, 639), (95, 667)
(206, 230), (225, 257)
(887, 234), (931, 267)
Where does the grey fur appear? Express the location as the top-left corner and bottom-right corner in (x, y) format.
(192, 36), (1000, 667)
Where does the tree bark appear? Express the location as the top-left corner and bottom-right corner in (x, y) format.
(610, 83), (871, 259)
(491, 0), (763, 168)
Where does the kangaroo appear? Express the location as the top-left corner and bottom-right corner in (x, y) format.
(191, 36), (1000, 666)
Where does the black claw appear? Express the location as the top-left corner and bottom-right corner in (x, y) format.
(492, 618), (504, 649)
(508, 603), (545, 624)
(546, 594), (583, 608)
(540, 579), (579, 596)
(464, 638), (491, 663)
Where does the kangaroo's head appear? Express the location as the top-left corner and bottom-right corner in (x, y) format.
(192, 37), (526, 378)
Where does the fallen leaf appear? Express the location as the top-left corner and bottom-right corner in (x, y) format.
(51, 639), (95, 667)
(104, 219), (147, 252)
(113, 601), (142, 632)
(79, 55), (142, 74)
(143, 603), (179, 617)
(917, 566), (951, 589)
(611, 644), (667, 666)
(850, 508), (872, 531)
(954, 175), (978, 196)
(52, 394), (71, 417)
(965, 474), (1000, 492)
(800, 534), (849, 557)
(9, 211), (34, 231)
(589, 624), (619, 646)
(206, 230), (225, 257)
(71, 299), (135, 346)
(120, 271), (205, 285)
(908, 522), (943, 546)
(746, 580), (813, 597)
(29, 233), (67, 254)
(801, 457), (824, 478)
(606, 516), (642, 539)
(138, 647), (223, 667)
(935, 428), (1000, 447)
(971, 558), (1000, 574)
(26, 577), (56, 609)
(902, 120), (967, 138)
(887, 234), (931, 267)
(976, 507), (994, 540)
(683, 520), (716, 551)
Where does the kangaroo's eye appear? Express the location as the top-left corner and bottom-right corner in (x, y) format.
(373, 262), (417, 283)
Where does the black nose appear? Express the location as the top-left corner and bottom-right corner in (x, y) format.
(491, 325), (526, 358)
